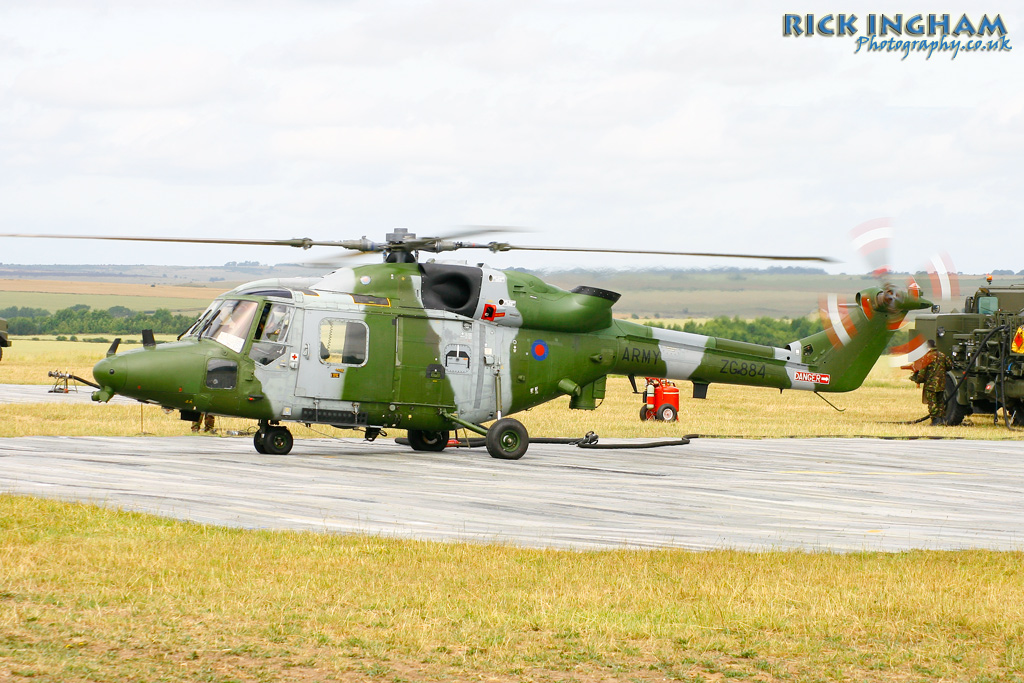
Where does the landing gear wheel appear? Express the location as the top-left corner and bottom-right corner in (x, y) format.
(263, 426), (294, 455)
(408, 429), (449, 452)
(944, 374), (968, 427)
(639, 405), (655, 421)
(1005, 399), (1024, 427)
(486, 418), (529, 460)
(253, 428), (267, 454)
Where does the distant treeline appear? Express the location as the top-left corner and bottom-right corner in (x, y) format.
(1, 305), (195, 336)
(646, 316), (822, 347)
(646, 315), (910, 351)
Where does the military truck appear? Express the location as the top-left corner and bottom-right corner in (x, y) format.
(910, 281), (1024, 426)
(0, 317), (9, 361)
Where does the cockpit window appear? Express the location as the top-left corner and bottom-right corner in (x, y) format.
(204, 300), (259, 353)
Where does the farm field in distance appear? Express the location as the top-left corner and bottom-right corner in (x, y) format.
(0, 279), (228, 315)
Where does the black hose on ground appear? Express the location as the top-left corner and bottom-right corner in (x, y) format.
(436, 432), (691, 449)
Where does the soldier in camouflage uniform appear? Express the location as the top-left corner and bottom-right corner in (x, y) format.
(909, 341), (953, 425)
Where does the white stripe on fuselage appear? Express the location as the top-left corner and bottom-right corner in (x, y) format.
(647, 327), (708, 379)
(827, 294), (852, 346)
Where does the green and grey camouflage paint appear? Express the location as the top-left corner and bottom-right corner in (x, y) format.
(92, 261), (930, 436)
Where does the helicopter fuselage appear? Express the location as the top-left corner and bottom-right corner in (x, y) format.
(91, 260), (929, 455)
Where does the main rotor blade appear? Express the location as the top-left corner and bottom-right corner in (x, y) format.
(2, 230), (833, 262)
(0, 233), (353, 249)
(479, 244), (836, 263)
(0, 226), (530, 252)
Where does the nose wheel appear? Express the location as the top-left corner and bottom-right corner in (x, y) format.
(254, 424), (293, 455)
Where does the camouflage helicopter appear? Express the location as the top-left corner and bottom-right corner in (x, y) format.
(3, 229), (930, 459)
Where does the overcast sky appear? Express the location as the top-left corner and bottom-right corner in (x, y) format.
(1, 1), (1020, 274)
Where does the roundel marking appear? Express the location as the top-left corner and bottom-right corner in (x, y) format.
(531, 340), (548, 361)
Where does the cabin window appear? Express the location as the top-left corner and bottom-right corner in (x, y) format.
(319, 319), (368, 366)
(205, 300), (259, 353)
(205, 358), (238, 389)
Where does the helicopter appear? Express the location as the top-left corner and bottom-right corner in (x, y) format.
(2, 228), (930, 459)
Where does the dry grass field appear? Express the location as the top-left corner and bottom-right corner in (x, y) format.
(3, 340), (1024, 682)
(3, 499), (1024, 682)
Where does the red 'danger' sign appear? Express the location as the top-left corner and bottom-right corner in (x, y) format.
(794, 370), (830, 384)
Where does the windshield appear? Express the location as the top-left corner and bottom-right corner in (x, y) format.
(203, 299), (259, 353)
(181, 302), (219, 339)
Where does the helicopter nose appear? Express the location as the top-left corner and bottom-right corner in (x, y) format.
(93, 355), (127, 400)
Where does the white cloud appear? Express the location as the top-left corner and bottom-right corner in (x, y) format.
(0, 1), (1020, 275)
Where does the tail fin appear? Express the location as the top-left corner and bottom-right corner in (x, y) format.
(799, 285), (929, 392)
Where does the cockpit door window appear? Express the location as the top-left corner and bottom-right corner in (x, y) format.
(250, 303), (295, 366)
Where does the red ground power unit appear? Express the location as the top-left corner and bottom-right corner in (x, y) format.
(639, 377), (679, 421)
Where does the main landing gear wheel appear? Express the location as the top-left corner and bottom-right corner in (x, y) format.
(253, 428), (267, 454)
(263, 426), (294, 455)
(486, 418), (529, 460)
(408, 429), (449, 452)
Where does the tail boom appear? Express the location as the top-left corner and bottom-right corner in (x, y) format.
(610, 286), (930, 395)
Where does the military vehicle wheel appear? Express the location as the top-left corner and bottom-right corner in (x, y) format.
(263, 426), (294, 455)
(1011, 401), (1024, 427)
(639, 405), (654, 421)
(486, 418), (529, 460)
(408, 429), (449, 452)
(656, 404), (677, 421)
(253, 429), (267, 454)
(944, 375), (968, 426)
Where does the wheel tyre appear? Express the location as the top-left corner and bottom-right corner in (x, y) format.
(944, 375), (968, 427)
(263, 427), (294, 455)
(639, 405), (655, 421)
(656, 404), (677, 422)
(1012, 401), (1024, 427)
(486, 418), (529, 460)
(408, 429), (449, 452)
(253, 429), (267, 454)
